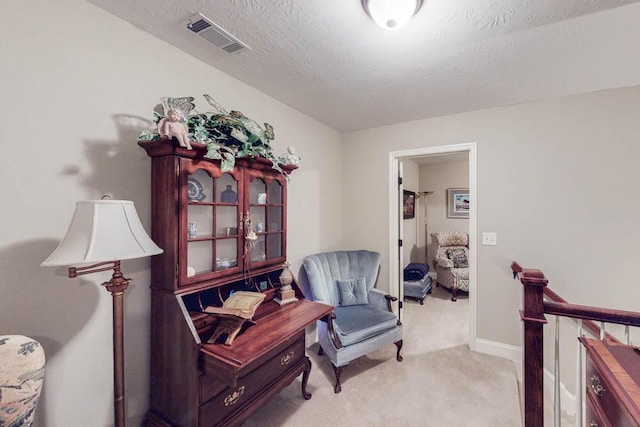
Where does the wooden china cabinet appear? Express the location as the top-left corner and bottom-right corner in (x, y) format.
(138, 140), (332, 427)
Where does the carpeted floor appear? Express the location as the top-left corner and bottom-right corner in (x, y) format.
(243, 285), (522, 426)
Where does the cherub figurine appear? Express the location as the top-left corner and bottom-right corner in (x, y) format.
(158, 108), (192, 150)
(281, 146), (301, 166)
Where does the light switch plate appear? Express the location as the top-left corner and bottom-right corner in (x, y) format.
(482, 232), (497, 246)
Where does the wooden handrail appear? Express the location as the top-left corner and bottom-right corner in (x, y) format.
(512, 261), (640, 427)
(542, 286), (621, 343)
(544, 301), (640, 328)
(511, 262), (637, 342)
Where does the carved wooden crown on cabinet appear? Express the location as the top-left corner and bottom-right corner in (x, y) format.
(139, 140), (332, 427)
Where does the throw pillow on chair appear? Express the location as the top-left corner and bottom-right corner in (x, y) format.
(337, 278), (369, 306)
(446, 248), (468, 268)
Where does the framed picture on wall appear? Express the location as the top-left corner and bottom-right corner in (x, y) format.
(403, 190), (416, 219)
(447, 188), (469, 218)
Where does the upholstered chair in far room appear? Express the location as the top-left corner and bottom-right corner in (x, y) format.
(0, 335), (45, 426)
(431, 231), (470, 301)
(302, 250), (403, 393)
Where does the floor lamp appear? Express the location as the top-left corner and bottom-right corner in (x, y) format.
(41, 199), (163, 427)
(417, 191), (433, 264)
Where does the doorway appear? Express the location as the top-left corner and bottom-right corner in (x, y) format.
(388, 143), (477, 350)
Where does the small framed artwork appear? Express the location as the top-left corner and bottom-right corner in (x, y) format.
(447, 188), (469, 218)
(403, 190), (416, 219)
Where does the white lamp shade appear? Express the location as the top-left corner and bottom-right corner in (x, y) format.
(363, 0), (422, 30)
(41, 200), (163, 266)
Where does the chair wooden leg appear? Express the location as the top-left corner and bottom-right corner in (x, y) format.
(451, 287), (458, 302)
(332, 365), (344, 394)
(394, 340), (403, 362)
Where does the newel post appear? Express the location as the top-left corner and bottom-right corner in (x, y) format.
(511, 261), (548, 427)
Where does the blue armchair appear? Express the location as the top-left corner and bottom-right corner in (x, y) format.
(302, 250), (403, 393)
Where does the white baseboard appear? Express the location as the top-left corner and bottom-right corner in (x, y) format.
(473, 338), (577, 418)
(543, 367), (577, 417)
(474, 338), (522, 381)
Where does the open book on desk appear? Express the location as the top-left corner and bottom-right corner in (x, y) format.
(204, 291), (266, 320)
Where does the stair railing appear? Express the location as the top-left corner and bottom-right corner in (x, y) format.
(511, 261), (640, 427)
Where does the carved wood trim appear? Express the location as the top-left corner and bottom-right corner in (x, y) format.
(384, 294), (397, 312)
(326, 312), (342, 349)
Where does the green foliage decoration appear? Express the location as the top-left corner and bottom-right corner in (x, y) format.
(139, 95), (289, 175)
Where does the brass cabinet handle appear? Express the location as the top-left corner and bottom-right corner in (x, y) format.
(281, 351), (294, 365)
(224, 385), (245, 407)
(590, 374), (606, 397)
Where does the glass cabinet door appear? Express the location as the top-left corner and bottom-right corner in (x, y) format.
(185, 166), (241, 282)
(247, 175), (285, 267)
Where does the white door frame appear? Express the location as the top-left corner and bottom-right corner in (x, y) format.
(388, 142), (478, 351)
(397, 161), (405, 322)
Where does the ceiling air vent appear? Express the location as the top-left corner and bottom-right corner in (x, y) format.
(185, 13), (249, 54)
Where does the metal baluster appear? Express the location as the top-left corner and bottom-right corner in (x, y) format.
(625, 325), (630, 345)
(576, 320), (583, 427)
(555, 315), (561, 427)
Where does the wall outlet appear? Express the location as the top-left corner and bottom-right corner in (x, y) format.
(482, 232), (497, 246)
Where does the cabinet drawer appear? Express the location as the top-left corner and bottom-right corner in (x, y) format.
(199, 338), (306, 426)
(199, 376), (227, 406)
(586, 391), (611, 427)
(586, 357), (637, 426)
(192, 314), (215, 330)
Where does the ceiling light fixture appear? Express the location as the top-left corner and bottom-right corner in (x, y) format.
(362, 0), (423, 30)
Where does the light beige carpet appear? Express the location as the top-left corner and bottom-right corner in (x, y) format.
(243, 285), (522, 426)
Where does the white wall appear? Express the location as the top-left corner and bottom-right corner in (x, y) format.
(419, 160), (470, 269)
(342, 86), (640, 351)
(0, 1), (342, 425)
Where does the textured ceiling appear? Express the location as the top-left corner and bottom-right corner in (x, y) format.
(87, 0), (640, 132)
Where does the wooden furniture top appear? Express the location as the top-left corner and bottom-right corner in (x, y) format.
(580, 338), (640, 422)
(200, 298), (332, 374)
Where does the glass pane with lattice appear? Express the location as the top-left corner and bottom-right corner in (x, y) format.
(267, 206), (282, 231)
(250, 178), (267, 204)
(268, 180), (282, 204)
(216, 239), (238, 270)
(188, 240), (213, 276)
(216, 206), (238, 237)
(267, 233), (282, 259)
(249, 235), (266, 263)
(217, 173), (238, 204)
(188, 204), (213, 238)
(188, 169), (213, 203)
(250, 206), (266, 234)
